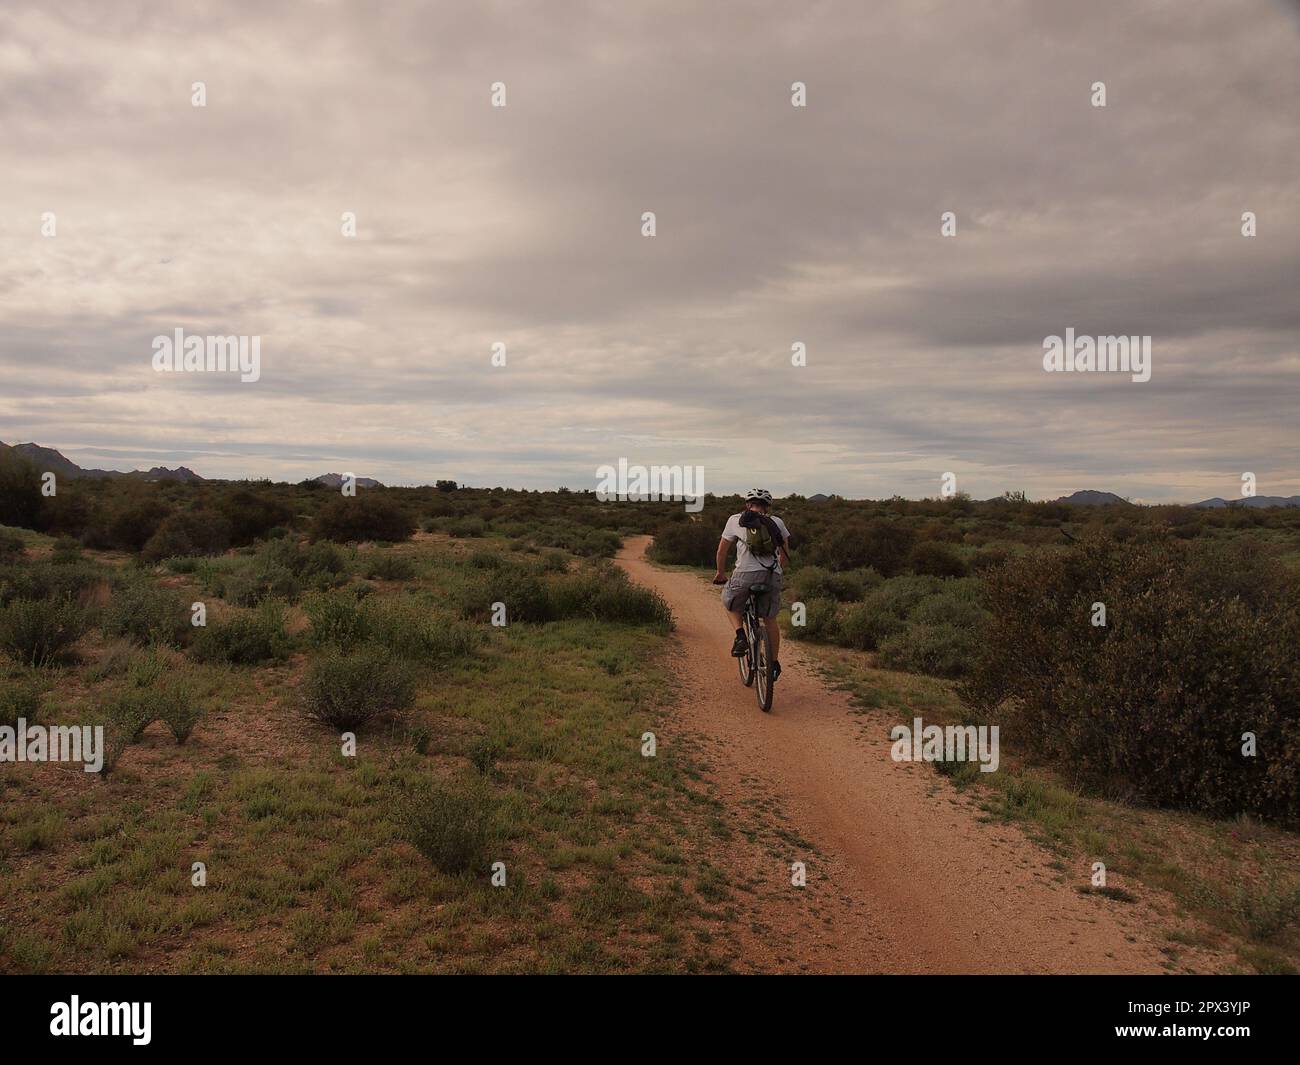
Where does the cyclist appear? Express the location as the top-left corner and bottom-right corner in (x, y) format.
(713, 489), (791, 682)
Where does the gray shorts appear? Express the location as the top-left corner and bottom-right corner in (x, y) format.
(722, 569), (782, 619)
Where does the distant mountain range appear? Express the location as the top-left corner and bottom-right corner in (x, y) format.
(1, 440), (1293, 504)
(0, 441), (384, 488)
(1187, 495), (1300, 509)
(1054, 490), (1133, 506)
(0, 441), (204, 483)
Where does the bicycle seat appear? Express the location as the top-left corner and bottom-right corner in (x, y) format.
(749, 582), (768, 594)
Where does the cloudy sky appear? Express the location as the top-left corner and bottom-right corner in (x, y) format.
(2, 0), (1297, 501)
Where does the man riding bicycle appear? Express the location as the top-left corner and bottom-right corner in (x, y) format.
(713, 489), (791, 682)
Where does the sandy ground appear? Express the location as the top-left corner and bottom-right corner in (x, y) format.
(617, 535), (1192, 974)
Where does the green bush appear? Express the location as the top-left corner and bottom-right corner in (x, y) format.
(312, 495), (415, 544)
(190, 603), (289, 665)
(363, 597), (482, 664)
(50, 537), (82, 564)
(101, 580), (191, 646)
(878, 622), (979, 678)
(908, 541), (968, 578)
(0, 451), (43, 530)
(0, 530), (25, 563)
(224, 561), (301, 607)
(155, 674), (205, 744)
(302, 645), (416, 729)
(959, 535), (1300, 819)
(304, 590), (371, 650)
(105, 498), (171, 553)
(395, 777), (497, 874)
(792, 565), (880, 602)
(789, 596), (841, 642)
(362, 552), (418, 581)
(837, 601), (904, 651)
(0, 669), (42, 729)
(459, 563), (554, 623)
(0, 560), (107, 606)
(647, 520), (718, 567)
(585, 580), (673, 628)
(0, 598), (89, 666)
(447, 517), (487, 539)
(814, 518), (915, 576)
(140, 509), (231, 561)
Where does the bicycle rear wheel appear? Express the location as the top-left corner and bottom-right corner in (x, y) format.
(754, 622), (774, 712)
(738, 614), (755, 686)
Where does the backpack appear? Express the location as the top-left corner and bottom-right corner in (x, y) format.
(739, 510), (783, 561)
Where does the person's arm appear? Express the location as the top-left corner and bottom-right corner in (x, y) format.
(714, 537), (731, 583)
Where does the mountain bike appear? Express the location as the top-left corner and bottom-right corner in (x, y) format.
(735, 579), (776, 712)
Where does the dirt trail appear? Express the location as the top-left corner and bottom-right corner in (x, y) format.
(618, 535), (1178, 974)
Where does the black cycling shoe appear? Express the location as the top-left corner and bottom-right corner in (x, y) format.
(730, 632), (748, 657)
(772, 661), (782, 682)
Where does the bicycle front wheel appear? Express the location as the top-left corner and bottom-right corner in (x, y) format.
(738, 617), (755, 687)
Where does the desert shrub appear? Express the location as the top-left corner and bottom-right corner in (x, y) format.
(878, 623), (979, 678)
(648, 520), (718, 567)
(793, 565), (880, 602)
(908, 541), (968, 577)
(906, 581), (987, 630)
(586, 580), (673, 629)
(101, 580), (191, 647)
(395, 777), (497, 874)
(959, 535), (1300, 819)
(970, 546), (1011, 573)
(303, 590), (371, 650)
(789, 596), (841, 642)
(102, 688), (157, 744)
(361, 552), (418, 581)
(108, 658), (203, 743)
(0, 530), (25, 563)
(0, 560), (107, 606)
(815, 519), (915, 576)
(140, 509), (231, 561)
(312, 495), (415, 544)
(217, 489), (296, 546)
(0, 669), (42, 729)
(302, 645), (416, 729)
(0, 451), (43, 529)
(540, 550), (569, 573)
(467, 549), (503, 570)
(833, 575), (942, 651)
(217, 539), (348, 606)
(447, 517), (487, 539)
(50, 537), (81, 564)
(459, 564), (554, 623)
(190, 603), (289, 665)
(837, 601), (905, 651)
(156, 675), (205, 743)
(363, 597), (482, 664)
(86, 639), (137, 682)
(106, 498), (171, 553)
(0, 597), (89, 666)
(223, 561), (301, 607)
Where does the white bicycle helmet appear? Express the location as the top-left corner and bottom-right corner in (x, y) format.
(745, 488), (773, 503)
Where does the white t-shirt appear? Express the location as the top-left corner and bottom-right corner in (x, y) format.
(722, 512), (790, 574)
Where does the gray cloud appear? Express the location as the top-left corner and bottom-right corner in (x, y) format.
(1, 0), (1296, 501)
